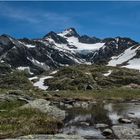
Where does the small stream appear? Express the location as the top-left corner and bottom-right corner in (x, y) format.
(56, 101), (140, 139)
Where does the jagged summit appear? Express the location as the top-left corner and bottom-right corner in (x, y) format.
(44, 31), (56, 37)
(0, 34), (14, 42)
(0, 34), (17, 47)
(58, 27), (79, 37)
(78, 35), (101, 44)
(43, 31), (68, 44)
(0, 34), (12, 38)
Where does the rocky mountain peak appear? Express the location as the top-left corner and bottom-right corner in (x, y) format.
(1, 34), (11, 38)
(59, 27), (80, 37)
(43, 31), (68, 44)
(43, 31), (57, 39)
(78, 35), (101, 44)
(0, 34), (15, 46)
(102, 37), (138, 48)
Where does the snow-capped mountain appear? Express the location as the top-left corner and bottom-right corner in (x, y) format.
(0, 28), (139, 75)
(44, 28), (105, 53)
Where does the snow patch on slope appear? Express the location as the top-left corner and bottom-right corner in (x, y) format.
(19, 41), (36, 48)
(17, 66), (33, 74)
(29, 76), (38, 81)
(0, 60), (4, 63)
(50, 70), (58, 75)
(108, 45), (140, 66)
(25, 44), (36, 48)
(58, 29), (73, 37)
(103, 70), (112, 76)
(27, 57), (50, 70)
(123, 58), (140, 70)
(33, 76), (53, 90)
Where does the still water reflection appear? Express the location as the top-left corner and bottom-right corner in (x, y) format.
(58, 101), (140, 139)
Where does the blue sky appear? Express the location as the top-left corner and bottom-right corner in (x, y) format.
(0, 1), (140, 41)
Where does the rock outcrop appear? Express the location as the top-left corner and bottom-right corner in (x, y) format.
(21, 99), (66, 120)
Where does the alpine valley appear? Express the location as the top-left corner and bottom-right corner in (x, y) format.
(1, 28), (140, 140)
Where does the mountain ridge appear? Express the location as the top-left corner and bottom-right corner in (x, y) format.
(0, 27), (139, 75)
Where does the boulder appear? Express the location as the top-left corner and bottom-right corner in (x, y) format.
(85, 84), (93, 90)
(62, 99), (75, 105)
(118, 118), (132, 123)
(60, 102), (64, 106)
(80, 121), (90, 126)
(0, 91), (32, 103)
(102, 128), (113, 136)
(112, 125), (140, 139)
(73, 102), (81, 108)
(21, 99), (65, 120)
(81, 102), (89, 109)
(95, 123), (108, 128)
(65, 104), (73, 109)
(125, 83), (140, 89)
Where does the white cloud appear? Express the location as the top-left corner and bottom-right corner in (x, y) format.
(0, 2), (80, 31)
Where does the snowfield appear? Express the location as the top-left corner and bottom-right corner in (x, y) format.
(47, 36), (104, 52)
(108, 45), (140, 70)
(66, 37), (105, 51)
(108, 46), (139, 66)
(123, 58), (140, 70)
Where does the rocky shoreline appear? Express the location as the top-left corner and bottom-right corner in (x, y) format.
(1, 92), (140, 139)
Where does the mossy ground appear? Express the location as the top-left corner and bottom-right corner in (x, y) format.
(0, 67), (62, 138)
(0, 64), (140, 138)
(0, 100), (63, 139)
(44, 65), (140, 90)
(46, 88), (140, 101)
